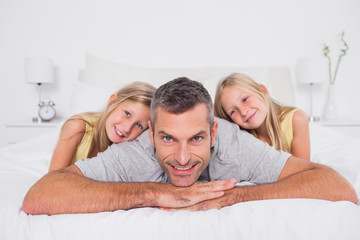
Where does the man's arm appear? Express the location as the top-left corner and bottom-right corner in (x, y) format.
(22, 165), (236, 215)
(167, 157), (358, 211)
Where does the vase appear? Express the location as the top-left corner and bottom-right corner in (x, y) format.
(324, 84), (338, 120)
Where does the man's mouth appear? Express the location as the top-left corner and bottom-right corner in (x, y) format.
(174, 166), (193, 171)
(171, 163), (197, 174)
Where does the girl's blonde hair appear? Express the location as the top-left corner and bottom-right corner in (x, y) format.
(67, 81), (156, 157)
(214, 73), (294, 152)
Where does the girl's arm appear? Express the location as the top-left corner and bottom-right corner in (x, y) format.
(48, 119), (86, 172)
(291, 110), (310, 160)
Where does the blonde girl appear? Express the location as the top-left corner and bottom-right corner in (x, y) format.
(214, 73), (310, 160)
(49, 81), (156, 172)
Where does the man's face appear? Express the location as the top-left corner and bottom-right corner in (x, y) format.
(149, 103), (218, 187)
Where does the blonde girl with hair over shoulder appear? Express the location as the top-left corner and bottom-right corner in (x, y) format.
(214, 73), (310, 160)
(49, 82), (156, 172)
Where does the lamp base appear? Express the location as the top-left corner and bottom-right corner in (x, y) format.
(309, 116), (321, 122)
(32, 117), (42, 123)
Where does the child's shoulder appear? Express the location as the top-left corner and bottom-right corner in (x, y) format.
(281, 107), (300, 120)
(280, 108), (308, 129)
(292, 109), (308, 126)
(61, 118), (87, 138)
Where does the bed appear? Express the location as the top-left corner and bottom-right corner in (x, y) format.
(1, 53), (360, 240)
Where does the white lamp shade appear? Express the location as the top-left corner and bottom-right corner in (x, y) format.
(25, 57), (54, 84)
(296, 57), (328, 84)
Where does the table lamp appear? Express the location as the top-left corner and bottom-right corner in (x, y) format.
(296, 57), (327, 122)
(25, 56), (55, 122)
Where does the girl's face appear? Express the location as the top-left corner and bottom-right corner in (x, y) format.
(105, 101), (150, 143)
(220, 86), (268, 130)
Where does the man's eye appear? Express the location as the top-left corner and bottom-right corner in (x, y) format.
(163, 136), (173, 142)
(193, 136), (202, 142)
(242, 97), (248, 103)
(136, 123), (143, 129)
(125, 111), (131, 117)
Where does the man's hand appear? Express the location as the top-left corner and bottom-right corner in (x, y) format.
(152, 179), (237, 209)
(159, 186), (240, 211)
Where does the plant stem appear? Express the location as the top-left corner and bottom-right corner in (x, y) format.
(326, 55), (333, 84)
(332, 32), (349, 85)
(322, 31), (349, 85)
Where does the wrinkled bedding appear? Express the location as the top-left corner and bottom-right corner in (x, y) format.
(1, 123), (359, 240)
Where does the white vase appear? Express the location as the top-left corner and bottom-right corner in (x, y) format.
(324, 84), (338, 120)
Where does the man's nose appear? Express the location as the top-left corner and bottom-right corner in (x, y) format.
(176, 143), (191, 166)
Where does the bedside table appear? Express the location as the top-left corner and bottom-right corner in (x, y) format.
(5, 119), (63, 144)
(317, 119), (360, 138)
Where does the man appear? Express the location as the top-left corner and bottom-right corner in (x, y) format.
(22, 78), (357, 215)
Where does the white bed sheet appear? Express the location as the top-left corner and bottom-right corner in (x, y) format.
(1, 123), (360, 240)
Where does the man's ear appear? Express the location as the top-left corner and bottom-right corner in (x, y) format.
(108, 94), (117, 105)
(210, 120), (218, 148)
(259, 84), (269, 96)
(148, 120), (155, 147)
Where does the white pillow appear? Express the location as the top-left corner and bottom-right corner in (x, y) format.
(68, 80), (116, 116)
(81, 53), (294, 106)
(83, 53), (169, 88)
(200, 76), (223, 103)
(82, 53), (232, 89)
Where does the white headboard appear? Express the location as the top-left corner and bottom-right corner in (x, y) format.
(71, 53), (294, 116)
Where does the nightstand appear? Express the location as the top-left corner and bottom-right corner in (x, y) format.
(317, 119), (360, 138)
(5, 119), (63, 144)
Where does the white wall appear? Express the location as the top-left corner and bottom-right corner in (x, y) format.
(1, 0), (360, 145)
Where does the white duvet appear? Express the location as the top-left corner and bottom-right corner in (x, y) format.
(1, 123), (360, 240)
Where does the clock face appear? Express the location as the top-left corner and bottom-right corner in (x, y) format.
(39, 105), (56, 121)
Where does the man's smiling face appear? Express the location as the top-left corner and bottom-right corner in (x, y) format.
(149, 103), (218, 187)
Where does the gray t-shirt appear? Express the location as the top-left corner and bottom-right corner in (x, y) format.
(75, 118), (290, 184)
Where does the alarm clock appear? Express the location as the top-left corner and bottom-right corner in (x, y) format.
(38, 100), (56, 121)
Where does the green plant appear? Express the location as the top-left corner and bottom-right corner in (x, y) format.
(323, 31), (349, 85)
